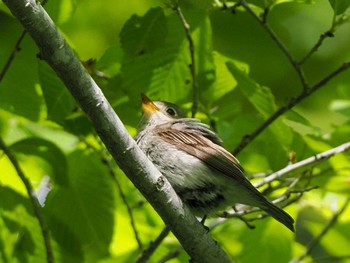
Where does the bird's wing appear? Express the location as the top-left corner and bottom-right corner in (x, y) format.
(155, 124), (252, 187)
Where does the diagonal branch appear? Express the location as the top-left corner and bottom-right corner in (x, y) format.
(232, 62), (350, 155)
(0, 137), (54, 263)
(2, 1), (232, 262)
(0, 30), (26, 82)
(102, 154), (143, 251)
(136, 226), (171, 263)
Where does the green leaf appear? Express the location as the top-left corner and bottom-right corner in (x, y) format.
(10, 137), (69, 186)
(217, 113), (263, 150)
(226, 61), (293, 148)
(0, 186), (47, 263)
(120, 7), (167, 56)
(0, 40), (42, 121)
(226, 62), (276, 118)
(284, 110), (320, 135)
(121, 12), (191, 104)
(38, 61), (76, 125)
(45, 150), (115, 260)
(189, 9), (216, 104)
(329, 0), (350, 15)
(203, 53), (244, 103)
(330, 99), (350, 116)
(96, 45), (123, 78)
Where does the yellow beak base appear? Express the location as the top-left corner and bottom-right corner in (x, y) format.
(141, 93), (159, 116)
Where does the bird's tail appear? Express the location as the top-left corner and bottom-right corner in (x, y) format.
(262, 201), (295, 232)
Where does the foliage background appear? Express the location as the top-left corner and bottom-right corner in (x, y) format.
(0, 0), (350, 262)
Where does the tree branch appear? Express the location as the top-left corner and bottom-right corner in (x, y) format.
(0, 137), (54, 263)
(232, 63), (350, 155)
(2, 0), (232, 262)
(174, 0), (199, 117)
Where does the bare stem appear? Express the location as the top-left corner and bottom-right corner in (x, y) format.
(174, 0), (199, 117)
(0, 138), (54, 263)
(0, 30), (27, 82)
(136, 226), (170, 263)
(159, 245), (183, 263)
(298, 30), (334, 65)
(102, 154), (143, 251)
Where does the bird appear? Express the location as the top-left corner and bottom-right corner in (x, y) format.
(135, 94), (294, 232)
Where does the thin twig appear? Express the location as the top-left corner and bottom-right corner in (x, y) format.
(232, 63), (350, 155)
(136, 226), (171, 263)
(298, 30), (334, 65)
(102, 154), (144, 251)
(0, 137), (54, 263)
(174, 0), (199, 117)
(254, 141), (350, 188)
(290, 197), (350, 263)
(158, 245), (183, 263)
(0, 30), (27, 82)
(239, 0), (309, 91)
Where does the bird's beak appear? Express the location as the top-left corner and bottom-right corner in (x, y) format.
(141, 93), (159, 116)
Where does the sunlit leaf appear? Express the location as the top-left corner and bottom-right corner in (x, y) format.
(45, 150), (115, 260)
(0, 186), (48, 262)
(10, 137), (69, 186)
(330, 99), (350, 117)
(191, 9), (216, 105)
(121, 12), (191, 104)
(120, 7), (167, 56)
(203, 53), (243, 103)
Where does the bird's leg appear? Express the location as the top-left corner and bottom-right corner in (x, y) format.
(200, 215), (210, 232)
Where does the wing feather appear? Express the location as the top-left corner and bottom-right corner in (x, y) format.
(156, 127), (248, 184)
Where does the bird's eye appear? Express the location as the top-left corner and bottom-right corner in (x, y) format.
(166, 107), (176, 116)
